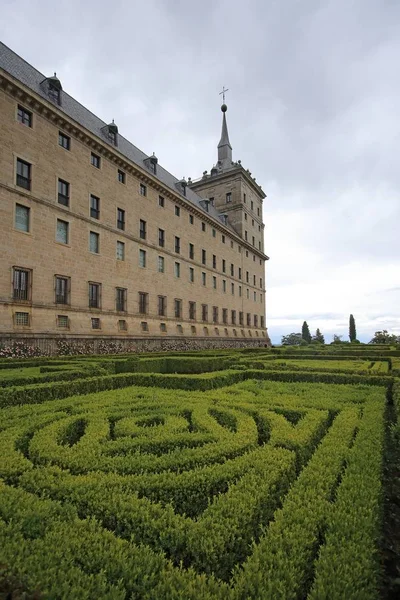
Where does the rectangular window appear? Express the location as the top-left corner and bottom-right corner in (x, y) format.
(247, 288), (250, 299)
(239, 311), (244, 325)
(89, 231), (99, 253)
(202, 272), (206, 286)
(89, 282), (101, 308)
(222, 279), (226, 293)
(202, 249), (206, 265)
(245, 213), (248, 221)
(246, 271), (249, 283)
(222, 235), (225, 244)
(222, 259), (226, 273)
(202, 222), (206, 232)
(91, 317), (101, 329)
(247, 313), (251, 326)
(140, 219), (147, 240)
(209, 197), (214, 205)
(253, 274), (256, 286)
(118, 319), (127, 331)
(252, 236), (255, 246)
(222, 308), (228, 324)
(56, 219), (69, 244)
(231, 310), (236, 325)
(159, 195), (165, 207)
(15, 204), (30, 232)
(213, 306), (218, 323)
(189, 267), (194, 282)
(117, 208), (125, 230)
(57, 315), (69, 328)
(231, 282), (234, 295)
(158, 295), (166, 316)
(245, 231), (248, 241)
(141, 321), (149, 332)
(230, 263), (234, 276)
(260, 316), (264, 328)
(160, 322), (167, 332)
(251, 200), (254, 210)
(226, 192), (232, 203)
(213, 276), (217, 289)
(138, 292), (148, 314)
(212, 228), (216, 238)
(175, 236), (180, 254)
(158, 228), (165, 247)
(17, 105), (32, 127)
(158, 256), (165, 273)
(254, 315), (258, 327)
(189, 301), (196, 320)
(239, 285), (242, 297)
(55, 276), (70, 304)
(174, 298), (182, 318)
(175, 205), (180, 216)
(59, 132), (70, 150)
(91, 153), (100, 168)
(116, 287), (127, 312)
(116, 241), (125, 260)
(189, 243), (194, 260)
(140, 183), (147, 196)
(254, 291), (257, 301)
(175, 262), (181, 278)
(238, 267), (242, 279)
(118, 170), (126, 184)
(13, 267), (30, 301)
(201, 304), (208, 322)
(139, 249), (146, 268)
(212, 255), (216, 269)
(189, 214), (194, 224)
(15, 311), (30, 326)
(57, 179), (70, 206)
(16, 158), (31, 190)
(90, 195), (100, 219)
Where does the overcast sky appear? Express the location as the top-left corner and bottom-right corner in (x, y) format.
(2, 0), (399, 343)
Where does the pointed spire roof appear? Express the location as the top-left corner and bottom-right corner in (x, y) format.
(217, 103), (232, 168)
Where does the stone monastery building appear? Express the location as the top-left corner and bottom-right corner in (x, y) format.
(0, 42), (270, 351)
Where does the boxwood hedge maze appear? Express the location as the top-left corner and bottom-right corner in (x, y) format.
(0, 345), (399, 599)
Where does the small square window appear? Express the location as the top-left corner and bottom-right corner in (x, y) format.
(118, 170), (126, 184)
(16, 158), (31, 190)
(15, 311), (30, 326)
(139, 249), (146, 268)
(191, 325), (197, 335)
(91, 317), (101, 329)
(118, 319), (127, 331)
(56, 219), (69, 244)
(116, 241), (125, 260)
(57, 315), (69, 328)
(58, 179), (70, 207)
(89, 231), (99, 253)
(91, 153), (101, 168)
(17, 105), (32, 127)
(140, 183), (147, 196)
(59, 132), (70, 150)
(177, 324), (183, 334)
(15, 204), (30, 232)
(189, 214), (194, 224)
(159, 195), (165, 207)
(175, 205), (180, 216)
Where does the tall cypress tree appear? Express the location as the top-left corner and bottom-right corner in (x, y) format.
(349, 314), (357, 342)
(301, 321), (311, 344)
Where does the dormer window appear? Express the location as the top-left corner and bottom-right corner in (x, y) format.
(41, 73), (62, 106)
(144, 153), (158, 175)
(175, 178), (187, 197)
(103, 120), (118, 146)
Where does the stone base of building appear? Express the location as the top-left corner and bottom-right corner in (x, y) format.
(0, 332), (271, 356)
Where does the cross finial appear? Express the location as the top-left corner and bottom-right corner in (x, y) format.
(219, 86), (229, 104)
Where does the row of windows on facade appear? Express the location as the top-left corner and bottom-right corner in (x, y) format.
(11, 270), (264, 317)
(18, 105), (262, 216)
(14, 204), (264, 290)
(15, 155), (262, 252)
(13, 311), (266, 339)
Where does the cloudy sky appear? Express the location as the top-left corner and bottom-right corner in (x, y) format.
(2, 0), (399, 343)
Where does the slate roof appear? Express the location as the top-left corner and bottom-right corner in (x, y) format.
(0, 41), (233, 230)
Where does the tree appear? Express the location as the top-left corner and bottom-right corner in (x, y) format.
(369, 330), (400, 344)
(349, 314), (357, 342)
(332, 334), (343, 344)
(281, 332), (303, 346)
(312, 328), (325, 344)
(301, 321), (312, 344)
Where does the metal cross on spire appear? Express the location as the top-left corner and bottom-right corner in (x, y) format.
(219, 86), (229, 104)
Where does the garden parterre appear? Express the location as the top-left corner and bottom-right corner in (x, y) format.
(0, 345), (398, 599)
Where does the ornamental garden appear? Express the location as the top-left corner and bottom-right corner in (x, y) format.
(0, 344), (399, 599)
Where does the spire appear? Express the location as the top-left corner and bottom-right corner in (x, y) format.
(217, 103), (232, 167)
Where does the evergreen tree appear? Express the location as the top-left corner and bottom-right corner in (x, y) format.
(313, 328), (325, 344)
(349, 314), (357, 342)
(301, 321), (311, 344)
